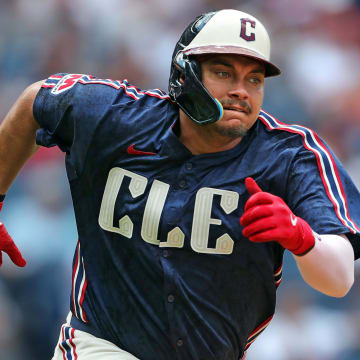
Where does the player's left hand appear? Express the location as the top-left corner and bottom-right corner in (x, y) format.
(0, 202), (26, 267)
(240, 177), (315, 256)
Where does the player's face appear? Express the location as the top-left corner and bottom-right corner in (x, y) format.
(200, 54), (265, 138)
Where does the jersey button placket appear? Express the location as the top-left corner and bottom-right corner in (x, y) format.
(178, 179), (187, 189)
(185, 162), (193, 171)
(176, 339), (183, 347)
(167, 294), (175, 303)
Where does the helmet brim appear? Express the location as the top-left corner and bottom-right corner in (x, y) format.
(183, 45), (281, 77)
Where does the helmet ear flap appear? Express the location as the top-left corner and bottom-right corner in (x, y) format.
(175, 56), (223, 125)
(168, 51), (186, 99)
(168, 11), (221, 125)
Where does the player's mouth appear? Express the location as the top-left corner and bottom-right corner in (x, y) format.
(223, 105), (249, 115)
(221, 99), (252, 115)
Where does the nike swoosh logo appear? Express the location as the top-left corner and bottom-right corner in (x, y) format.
(127, 144), (157, 156)
(290, 214), (298, 226)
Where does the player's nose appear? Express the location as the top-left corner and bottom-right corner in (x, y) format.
(227, 80), (249, 100)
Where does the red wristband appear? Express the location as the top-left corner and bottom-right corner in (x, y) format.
(290, 217), (316, 256)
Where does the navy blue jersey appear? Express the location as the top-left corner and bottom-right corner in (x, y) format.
(33, 74), (360, 360)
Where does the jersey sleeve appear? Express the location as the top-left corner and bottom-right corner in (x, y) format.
(285, 142), (360, 259)
(33, 73), (132, 179)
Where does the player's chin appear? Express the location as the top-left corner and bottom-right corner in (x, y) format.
(218, 114), (247, 129)
(212, 120), (248, 139)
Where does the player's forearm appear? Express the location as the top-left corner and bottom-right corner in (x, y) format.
(294, 234), (354, 297)
(0, 81), (43, 193)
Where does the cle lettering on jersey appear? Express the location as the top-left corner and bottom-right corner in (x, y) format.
(98, 167), (238, 255)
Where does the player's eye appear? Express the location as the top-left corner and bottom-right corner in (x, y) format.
(249, 76), (263, 85)
(216, 71), (230, 79)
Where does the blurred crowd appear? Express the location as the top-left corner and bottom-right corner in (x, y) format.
(0, 0), (360, 359)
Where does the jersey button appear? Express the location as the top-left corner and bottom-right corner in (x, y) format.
(185, 162), (193, 170)
(167, 294), (175, 303)
(179, 180), (186, 188)
(176, 339), (183, 347)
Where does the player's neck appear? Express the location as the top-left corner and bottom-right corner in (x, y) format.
(178, 111), (243, 155)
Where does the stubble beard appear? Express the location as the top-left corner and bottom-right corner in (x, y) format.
(207, 99), (253, 139)
(210, 121), (249, 139)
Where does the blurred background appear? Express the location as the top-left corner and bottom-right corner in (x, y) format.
(0, 0), (360, 359)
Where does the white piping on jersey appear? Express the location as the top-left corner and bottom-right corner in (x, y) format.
(77, 257), (87, 322)
(245, 314), (274, 351)
(72, 242), (88, 323)
(72, 244), (81, 320)
(58, 324), (78, 360)
(43, 74), (170, 101)
(274, 263), (283, 288)
(259, 110), (359, 235)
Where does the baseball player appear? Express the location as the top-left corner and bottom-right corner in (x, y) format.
(0, 9), (359, 360)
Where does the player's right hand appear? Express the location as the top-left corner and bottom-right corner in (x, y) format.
(240, 177), (316, 256)
(0, 202), (26, 267)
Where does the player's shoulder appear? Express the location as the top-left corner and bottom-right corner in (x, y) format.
(41, 73), (172, 107)
(257, 109), (323, 153)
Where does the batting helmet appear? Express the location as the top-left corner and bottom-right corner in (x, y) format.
(168, 9), (281, 125)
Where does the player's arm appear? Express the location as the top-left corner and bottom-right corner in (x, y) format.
(0, 80), (44, 266)
(240, 177), (354, 298)
(293, 233), (354, 297)
(0, 81), (43, 192)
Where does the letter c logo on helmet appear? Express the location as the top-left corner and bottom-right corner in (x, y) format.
(240, 19), (256, 41)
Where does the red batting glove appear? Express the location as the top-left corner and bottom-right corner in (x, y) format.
(0, 202), (26, 267)
(240, 177), (315, 256)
